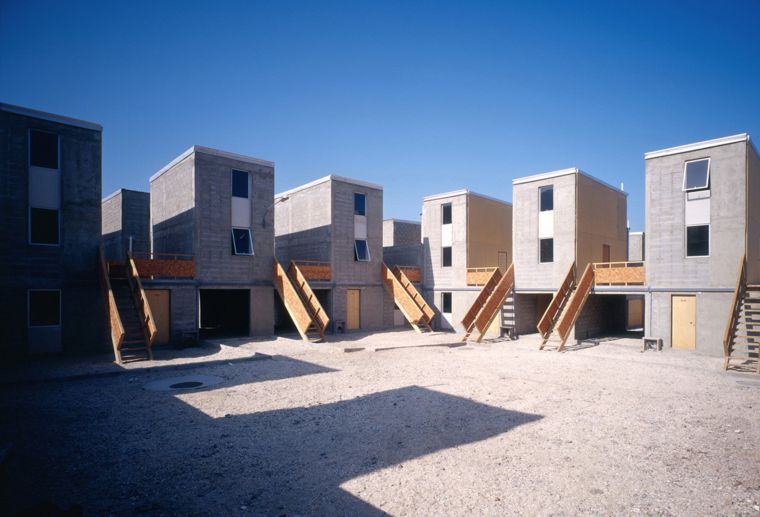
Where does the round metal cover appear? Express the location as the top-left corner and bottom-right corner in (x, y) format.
(144, 375), (223, 392)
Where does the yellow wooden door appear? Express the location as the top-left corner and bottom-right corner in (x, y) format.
(671, 295), (696, 350)
(346, 289), (361, 330)
(146, 290), (171, 346)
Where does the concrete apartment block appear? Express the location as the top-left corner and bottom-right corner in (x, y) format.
(275, 175), (393, 332)
(0, 103), (105, 357)
(421, 190), (512, 333)
(149, 146), (275, 342)
(512, 168), (628, 337)
(628, 231), (645, 261)
(102, 188), (150, 260)
(382, 219), (421, 269)
(645, 134), (760, 355)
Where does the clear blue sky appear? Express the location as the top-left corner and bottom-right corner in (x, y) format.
(2, 1), (759, 231)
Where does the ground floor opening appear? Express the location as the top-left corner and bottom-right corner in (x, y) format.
(199, 289), (249, 339)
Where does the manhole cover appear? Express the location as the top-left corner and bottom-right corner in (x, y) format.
(144, 375), (223, 392)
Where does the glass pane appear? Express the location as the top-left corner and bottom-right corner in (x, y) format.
(354, 193), (366, 216)
(30, 130), (58, 169)
(442, 246), (452, 267)
(686, 225), (709, 256)
(232, 228), (252, 255)
(442, 204), (452, 224)
(540, 238), (553, 263)
(442, 292), (452, 313)
(354, 239), (369, 261)
(29, 290), (60, 326)
(684, 160), (709, 190)
(30, 208), (59, 244)
(540, 186), (553, 212)
(232, 170), (249, 198)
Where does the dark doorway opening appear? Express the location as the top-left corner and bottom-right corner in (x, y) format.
(200, 289), (249, 338)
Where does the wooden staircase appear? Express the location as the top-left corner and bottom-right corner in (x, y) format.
(539, 263), (595, 352)
(538, 263), (575, 350)
(381, 264), (434, 333)
(724, 256), (760, 373)
(461, 264), (515, 343)
(273, 259), (329, 342)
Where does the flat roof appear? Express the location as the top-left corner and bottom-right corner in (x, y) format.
(102, 188), (149, 203)
(422, 189), (511, 205)
(644, 133), (749, 159)
(275, 174), (383, 199)
(512, 167), (627, 196)
(384, 218), (420, 225)
(0, 102), (102, 131)
(150, 145), (274, 182)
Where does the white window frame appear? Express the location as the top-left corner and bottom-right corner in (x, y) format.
(539, 185), (554, 212)
(354, 239), (370, 262)
(231, 227), (254, 256)
(29, 206), (61, 246)
(28, 289), (61, 328)
(539, 237), (554, 263)
(685, 223), (710, 258)
(682, 158), (710, 192)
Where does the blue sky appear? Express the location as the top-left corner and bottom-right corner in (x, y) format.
(2, 0), (759, 231)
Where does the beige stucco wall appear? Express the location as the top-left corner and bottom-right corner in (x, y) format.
(575, 174), (628, 273)
(467, 194), (512, 268)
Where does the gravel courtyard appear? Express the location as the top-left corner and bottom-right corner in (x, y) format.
(1, 330), (759, 516)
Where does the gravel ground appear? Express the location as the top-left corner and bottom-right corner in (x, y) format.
(1, 330), (759, 516)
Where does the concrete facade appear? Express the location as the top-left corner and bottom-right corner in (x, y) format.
(275, 175), (394, 332)
(382, 219), (421, 269)
(628, 232), (645, 261)
(148, 146), (275, 341)
(0, 103), (106, 357)
(102, 189), (150, 260)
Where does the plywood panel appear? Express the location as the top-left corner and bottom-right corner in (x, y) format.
(347, 289), (361, 330)
(672, 295), (696, 350)
(146, 290), (171, 345)
(466, 194), (512, 269)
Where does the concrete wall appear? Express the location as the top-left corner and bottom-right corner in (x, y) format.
(151, 153), (196, 255)
(513, 173), (576, 290)
(467, 194), (512, 268)
(628, 232), (645, 261)
(102, 189), (150, 260)
(648, 292), (731, 356)
(576, 174), (628, 271)
(746, 143), (760, 283)
(0, 108), (105, 357)
(275, 180), (332, 264)
(573, 294), (627, 341)
(383, 219), (420, 247)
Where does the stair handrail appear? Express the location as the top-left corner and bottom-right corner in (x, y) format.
(461, 268), (502, 332)
(473, 263), (515, 338)
(537, 262), (575, 338)
(556, 262), (595, 347)
(381, 263), (425, 325)
(288, 261), (330, 332)
(98, 245), (125, 360)
(273, 258), (319, 341)
(126, 251), (158, 348)
(393, 266), (435, 323)
(723, 254), (746, 363)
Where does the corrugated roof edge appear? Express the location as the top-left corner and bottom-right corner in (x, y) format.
(644, 133), (750, 159)
(512, 167), (627, 196)
(102, 188), (149, 203)
(150, 145), (274, 183)
(275, 174), (383, 199)
(423, 189), (512, 205)
(0, 102), (102, 131)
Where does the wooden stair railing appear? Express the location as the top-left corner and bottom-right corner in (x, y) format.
(381, 263), (431, 333)
(273, 258), (327, 342)
(469, 264), (515, 343)
(126, 251), (157, 359)
(724, 255), (749, 371)
(461, 268), (503, 342)
(537, 263), (575, 348)
(555, 263), (595, 351)
(98, 245), (125, 363)
(393, 266), (435, 325)
(288, 261), (330, 337)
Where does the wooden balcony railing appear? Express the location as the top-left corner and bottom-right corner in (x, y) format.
(592, 261), (645, 286)
(131, 252), (195, 279)
(466, 267), (499, 286)
(396, 266), (421, 283)
(293, 260), (331, 281)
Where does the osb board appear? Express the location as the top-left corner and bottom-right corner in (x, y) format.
(467, 270), (497, 286)
(594, 266), (645, 285)
(398, 267), (421, 283)
(296, 263), (332, 281)
(135, 259), (195, 279)
(467, 194), (512, 269)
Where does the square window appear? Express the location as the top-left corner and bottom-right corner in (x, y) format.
(29, 290), (60, 326)
(442, 246), (452, 267)
(354, 239), (370, 261)
(354, 193), (366, 216)
(686, 225), (709, 257)
(232, 170), (249, 198)
(539, 238), (554, 263)
(683, 159), (710, 191)
(539, 186), (553, 212)
(231, 228), (253, 255)
(30, 130), (59, 169)
(442, 292), (452, 314)
(442, 204), (452, 225)
(30, 207), (59, 245)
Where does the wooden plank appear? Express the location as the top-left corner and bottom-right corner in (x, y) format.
(557, 263), (594, 347)
(397, 266), (421, 283)
(473, 264), (514, 342)
(273, 259), (313, 341)
(466, 268), (499, 286)
(293, 261), (332, 281)
(593, 262), (645, 285)
(391, 266), (433, 323)
(461, 269), (502, 333)
(537, 263), (575, 338)
(98, 246), (125, 363)
(289, 262), (329, 334)
(134, 258), (195, 279)
(146, 290), (171, 346)
(672, 295), (696, 350)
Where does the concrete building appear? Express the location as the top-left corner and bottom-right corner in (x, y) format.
(512, 168), (629, 342)
(0, 103), (105, 356)
(382, 219), (421, 269)
(274, 175), (393, 333)
(147, 145), (275, 342)
(421, 190), (512, 333)
(102, 188), (150, 261)
(628, 231), (645, 261)
(645, 134), (760, 358)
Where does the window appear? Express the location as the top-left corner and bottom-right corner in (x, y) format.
(539, 238), (554, 263)
(442, 203), (452, 225)
(683, 159), (710, 191)
(442, 246), (452, 267)
(232, 170), (249, 198)
(442, 292), (452, 314)
(539, 186), (553, 212)
(354, 239), (370, 261)
(231, 228), (253, 255)
(29, 290), (60, 327)
(354, 193), (366, 216)
(30, 207), (59, 245)
(686, 225), (709, 257)
(30, 130), (58, 169)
